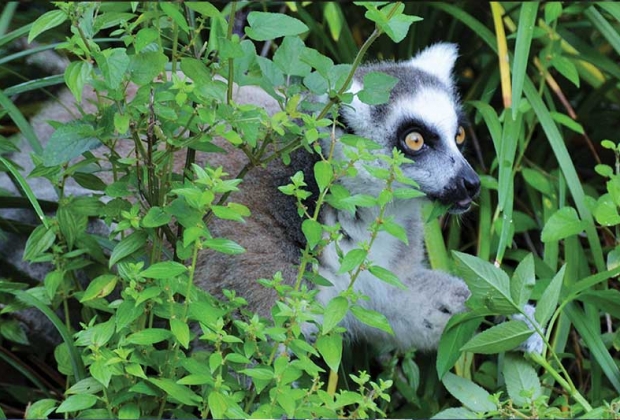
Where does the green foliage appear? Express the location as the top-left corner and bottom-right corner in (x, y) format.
(1, 1), (620, 419)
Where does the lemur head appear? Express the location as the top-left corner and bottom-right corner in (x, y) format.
(338, 43), (480, 214)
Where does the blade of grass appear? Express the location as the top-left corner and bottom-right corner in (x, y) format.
(511, 2), (538, 118)
(490, 2), (511, 109)
(584, 5), (620, 57)
(11, 290), (86, 383)
(0, 157), (49, 229)
(2, 74), (65, 96)
(565, 302), (620, 393)
(0, 89), (42, 155)
(0, 22), (31, 48)
(0, 347), (54, 398)
(0, 2), (17, 36)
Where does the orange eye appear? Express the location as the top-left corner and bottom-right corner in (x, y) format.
(456, 126), (466, 145)
(404, 131), (425, 152)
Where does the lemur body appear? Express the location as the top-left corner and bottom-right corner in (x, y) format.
(195, 43), (479, 351)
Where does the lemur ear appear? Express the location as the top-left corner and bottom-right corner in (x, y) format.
(408, 43), (458, 86)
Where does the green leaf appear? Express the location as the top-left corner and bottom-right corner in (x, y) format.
(90, 360), (112, 388)
(544, 2), (563, 23)
(207, 392), (228, 420)
(350, 304), (394, 335)
(302, 219), (322, 250)
(357, 71), (399, 105)
(66, 377), (103, 395)
(203, 238), (245, 254)
(511, 253), (535, 307)
(148, 378), (201, 407)
(322, 296), (349, 334)
(28, 9), (67, 43)
(80, 274), (118, 302)
(245, 12), (309, 41)
(109, 231), (148, 267)
(129, 51), (168, 85)
(56, 394), (97, 414)
(430, 407), (478, 419)
(337, 248), (367, 274)
(314, 160), (333, 192)
(503, 353), (542, 407)
(25, 399), (58, 419)
(511, 2), (538, 117)
(1, 319), (29, 345)
(94, 48), (130, 90)
(380, 217), (409, 244)
(64, 61), (92, 103)
(550, 111), (584, 134)
(126, 328), (172, 345)
(534, 265), (565, 327)
(550, 55), (580, 88)
(170, 318), (190, 349)
(240, 367), (274, 381)
(142, 206), (172, 228)
(541, 206), (586, 242)
(453, 251), (516, 314)
(461, 320), (533, 354)
(442, 372), (497, 413)
(42, 121), (101, 167)
(159, 2), (189, 33)
(141, 261), (187, 279)
(436, 313), (484, 379)
(368, 265), (406, 290)
(23, 224), (56, 262)
(273, 36), (311, 77)
(316, 334), (343, 372)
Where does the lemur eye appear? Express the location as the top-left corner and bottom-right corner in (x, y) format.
(404, 131), (425, 152)
(456, 126), (466, 145)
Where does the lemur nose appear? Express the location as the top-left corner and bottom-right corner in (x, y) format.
(463, 171), (480, 199)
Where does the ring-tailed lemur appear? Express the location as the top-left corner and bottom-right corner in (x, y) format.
(196, 43), (479, 351)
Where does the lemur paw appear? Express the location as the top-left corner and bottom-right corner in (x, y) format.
(512, 304), (544, 354)
(427, 279), (471, 328)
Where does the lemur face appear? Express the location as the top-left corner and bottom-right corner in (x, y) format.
(340, 43), (480, 214)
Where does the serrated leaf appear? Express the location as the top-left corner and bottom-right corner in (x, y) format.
(80, 274), (118, 302)
(273, 36), (311, 76)
(43, 121), (101, 167)
(503, 353), (542, 407)
(28, 9), (67, 43)
(240, 367), (274, 381)
(511, 253), (535, 307)
(535, 265), (565, 327)
(141, 261), (187, 279)
(453, 251), (516, 314)
(541, 206), (586, 242)
(368, 265), (406, 289)
(56, 394), (97, 413)
(461, 320), (533, 354)
(430, 407), (478, 419)
(203, 238), (245, 254)
(245, 12), (309, 41)
(322, 296), (348, 334)
(337, 248), (367, 274)
(436, 312), (486, 379)
(109, 231), (148, 267)
(148, 378), (201, 407)
(358, 71), (399, 105)
(25, 399), (58, 419)
(142, 206), (171, 227)
(64, 61), (92, 103)
(170, 318), (190, 349)
(350, 304), (394, 335)
(314, 160), (333, 192)
(442, 372), (496, 413)
(126, 328), (172, 345)
(302, 219), (322, 249)
(23, 224), (56, 262)
(316, 334), (343, 372)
